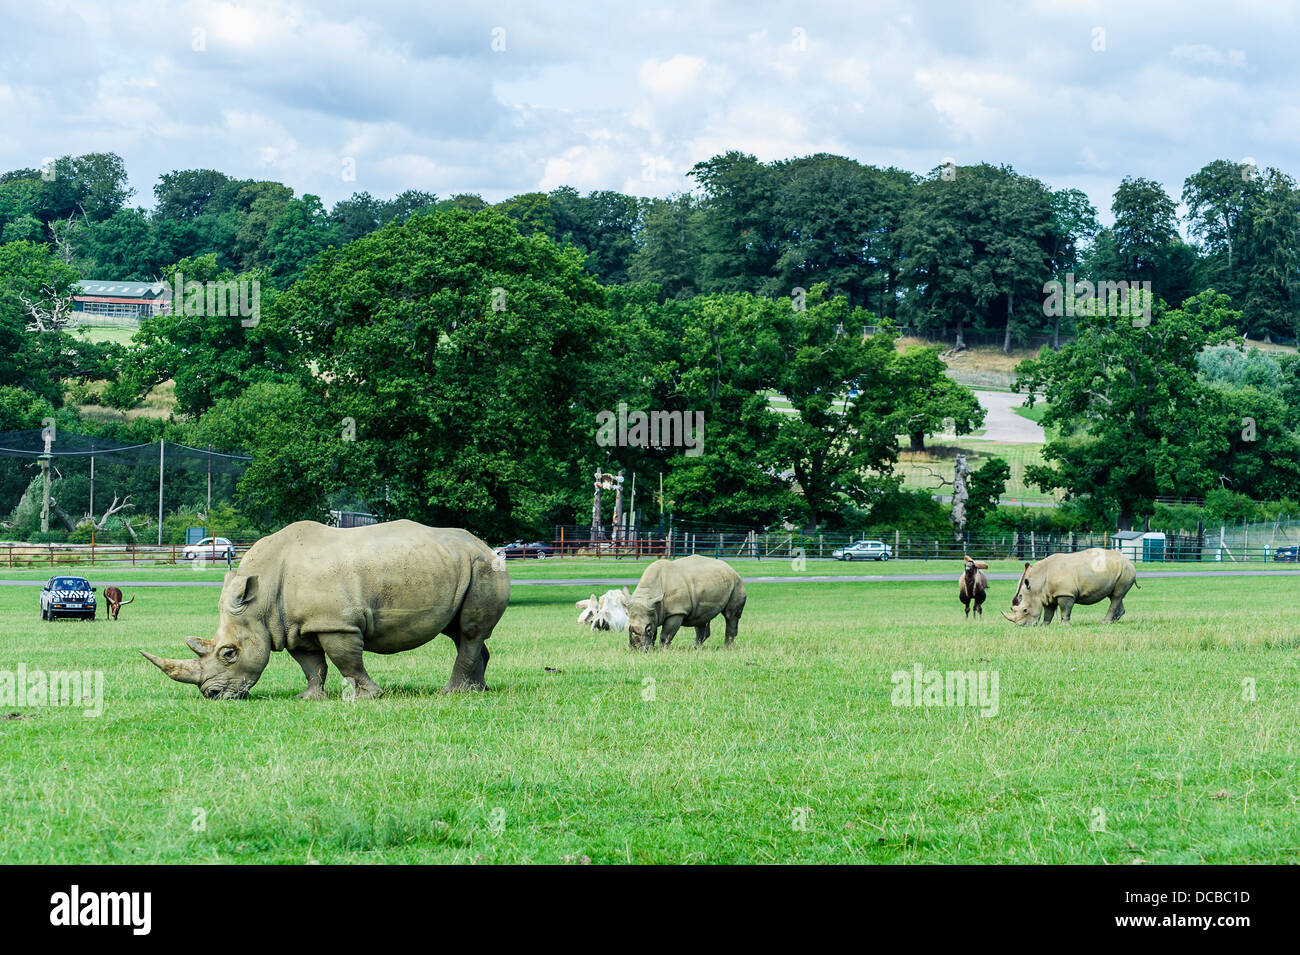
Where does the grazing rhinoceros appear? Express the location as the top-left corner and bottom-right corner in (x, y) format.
(141, 520), (509, 699)
(1001, 548), (1137, 626)
(626, 555), (746, 650)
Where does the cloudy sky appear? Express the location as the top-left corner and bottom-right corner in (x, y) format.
(2, 0), (1295, 223)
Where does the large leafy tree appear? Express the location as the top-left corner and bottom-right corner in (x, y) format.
(891, 345), (985, 451)
(1182, 159), (1262, 300)
(1240, 170), (1300, 339)
(107, 254), (290, 416)
(689, 151), (781, 294)
(1110, 176), (1179, 291)
(548, 187), (642, 284)
(0, 241), (113, 405)
(629, 193), (703, 300)
(270, 208), (611, 538)
(1017, 291), (1246, 528)
(899, 163), (1056, 352)
(153, 169), (234, 221)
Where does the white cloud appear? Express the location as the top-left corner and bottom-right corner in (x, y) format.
(0, 0), (1295, 225)
(637, 55), (707, 98)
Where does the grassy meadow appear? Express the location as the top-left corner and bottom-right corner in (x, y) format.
(0, 569), (1297, 864)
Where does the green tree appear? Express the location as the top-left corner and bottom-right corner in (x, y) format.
(629, 193), (703, 299)
(899, 163), (1056, 352)
(270, 208), (610, 538)
(965, 458), (1010, 531)
(1110, 176), (1178, 290)
(1017, 291), (1243, 528)
(891, 344), (984, 451)
(1241, 170), (1300, 339)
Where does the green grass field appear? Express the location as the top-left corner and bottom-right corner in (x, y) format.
(1, 567), (1297, 864)
(2, 556), (1293, 582)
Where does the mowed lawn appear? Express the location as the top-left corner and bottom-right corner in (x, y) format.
(0, 572), (1297, 864)
(3, 556), (1292, 583)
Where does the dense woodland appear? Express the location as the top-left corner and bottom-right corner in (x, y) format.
(2, 151), (1300, 542)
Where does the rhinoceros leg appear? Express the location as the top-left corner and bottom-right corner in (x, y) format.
(1103, 596), (1125, 623)
(318, 631), (383, 699)
(658, 615), (683, 648)
(1041, 603), (1056, 625)
(445, 631), (490, 692)
(290, 646), (329, 701)
(1056, 597), (1075, 624)
(693, 622), (711, 647)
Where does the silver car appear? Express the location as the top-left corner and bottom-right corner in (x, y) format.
(832, 540), (892, 561)
(182, 536), (236, 561)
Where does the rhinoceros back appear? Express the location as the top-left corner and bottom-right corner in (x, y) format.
(1029, 547), (1136, 606)
(641, 554), (745, 624)
(231, 520), (506, 652)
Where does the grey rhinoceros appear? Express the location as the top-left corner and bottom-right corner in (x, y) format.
(1001, 547), (1137, 625)
(141, 520), (510, 699)
(626, 555), (746, 650)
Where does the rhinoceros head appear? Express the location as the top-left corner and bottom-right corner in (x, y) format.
(140, 574), (272, 698)
(626, 588), (661, 650)
(1001, 562), (1042, 625)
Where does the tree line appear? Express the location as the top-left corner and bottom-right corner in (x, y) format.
(2, 151), (1299, 541)
(5, 151), (1300, 341)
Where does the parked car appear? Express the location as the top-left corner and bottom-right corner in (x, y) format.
(831, 540), (893, 561)
(40, 575), (97, 621)
(1274, 546), (1298, 562)
(182, 537), (236, 561)
(497, 541), (554, 560)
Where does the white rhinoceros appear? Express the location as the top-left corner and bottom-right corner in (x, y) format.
(1001, 548), (1137, 625)
(142, 520), (509, 699)
(625, 555), (746, 650)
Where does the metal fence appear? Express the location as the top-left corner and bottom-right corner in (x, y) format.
(0, 541), (252, 569)
(552, 524), (1300, 563)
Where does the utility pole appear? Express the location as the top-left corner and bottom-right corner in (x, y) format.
(157, 440), (165, 546)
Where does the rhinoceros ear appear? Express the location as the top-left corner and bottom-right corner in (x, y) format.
(621, 587), (630, 598)
(227, 575), (259, 610)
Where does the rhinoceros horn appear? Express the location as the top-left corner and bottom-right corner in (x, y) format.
(140, 646), (203, 684)
(1000, 610), (1015, 623)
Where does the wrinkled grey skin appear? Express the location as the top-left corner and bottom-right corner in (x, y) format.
(141, 520), (510, 699)
(1002, 548), (1137, 625)
(626, 555), (746, 650)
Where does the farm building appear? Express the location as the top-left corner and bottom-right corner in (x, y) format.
(72, 280), (172, 320)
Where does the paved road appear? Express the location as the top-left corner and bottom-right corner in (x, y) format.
(4, 569), (1297, 589)
(934, 390), (1044, 444)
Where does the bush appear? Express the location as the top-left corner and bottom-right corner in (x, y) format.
(28, 530), (68, 544)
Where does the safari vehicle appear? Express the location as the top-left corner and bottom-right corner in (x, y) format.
(831, 540), (893, 561)
(40, 576), (97, 621)
(1274, 545), (1298, 562)
(182, 536), (236, 561)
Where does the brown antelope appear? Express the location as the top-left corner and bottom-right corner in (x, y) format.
(103, 586), (134, 620)
(960, 556), (989, 620)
